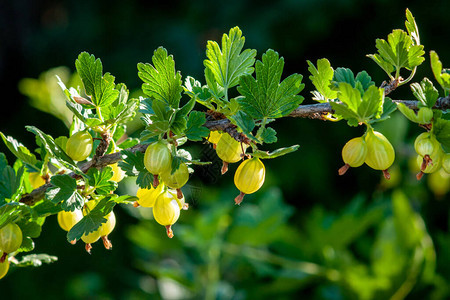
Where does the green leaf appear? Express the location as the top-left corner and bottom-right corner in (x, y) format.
(204, 26), (257, 90)
(141, 99), (172, 139)
(333, 68), (356, 87)
(331, 83), (384, 125)
(260, 127), (277, 144)
(0, 160), (24, 201)
(358, 85), (384, 120)
(185, 111), (209, 141)
(75, 52), (119, 107)
(433, 118), (450, 152)
(252, 145), (299, 159)
(0, 202), (28, 229)
(405, 8), (420, 45)
(372, 97), (397, 124)
(368, 29), (424, 76)
(14, 253), (58, 267)
(45, 174), (85, 212)
(430, 51), (450, 94)
(118, 150), (153, 189)
(86, 167), (117, 195)
(237, 49), (304, 119)
(397, 103), (433, 125)
(137, 47), (183, 108)
(0, 132), (40, 172)
(410, 78), (439, 108)
(170, 98), (196, 136)
(25, 126), (79, 174)
(307, 58), (337, 101)
(67, 197), (116, 242)
(229, 111), (257, 142)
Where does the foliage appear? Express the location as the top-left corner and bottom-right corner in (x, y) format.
(0, 8), (449, 300)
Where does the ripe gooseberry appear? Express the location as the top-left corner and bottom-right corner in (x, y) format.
(109, 163), (126, 183)
(0, 223), (23, 263)
(207, 131), (222, 149)
(160, 162), (189, 199)
(338, 136), (368, 175)
(414, 132), (440, 158)
(28, 172), (46, 189)
(135, 182), (165, 208)
(153, 190), (181, 238)
(215, 133), (248, 174)
(81, 201), (116, 253)
(416, 151), (443, 180)
(144, 141), (172, 188)
(427, 168), (450, 197)
(57, 210), (83, 244)
(66, 130), (93, 162)
(234, 157), (265, 205)
(0, 252), (9, 280)
(364, 130), (395, 179)
(443, 153), (450, 174)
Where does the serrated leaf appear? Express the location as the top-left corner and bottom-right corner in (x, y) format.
(368, 29), (424, 76)
(0, 202), (26, 229)
(170, 97), (196, 136)
(430, 51), (450, 94)
(410, 78), (439, 108)
(397, 103), (433, 124)
(229, 111), (257, 142)
(185, 111), (209, 141)
(334, 68), (356, 87)
(67, 197), (116, 242)
(26, 126), (80, 174)
(405, 8), (420, 45)
(433, 118), (450, 152)
(358, 85), (384, 120)
(118, 150), (153, 189)
(204, 26), (257, 90)
(237, 49), (304, 119)
(138, 47), (183, 108)
(75, 52), (119, 108)
(46, 174), (85, 211)
(87, 167), (117, 195)
(251, 145), (299, 159)
(14, 254), (58, 267)
(307, 58), (337, 101)
(260, 127), (277, 144)
(0, 132), (40, 172)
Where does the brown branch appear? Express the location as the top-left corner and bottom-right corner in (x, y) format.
(19, 137), (150, 206)
(18, 80), (450, 206)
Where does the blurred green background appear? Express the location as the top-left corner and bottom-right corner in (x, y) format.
(1, 0), (450, 299)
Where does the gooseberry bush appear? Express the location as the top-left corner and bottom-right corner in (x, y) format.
(0, 9), (449, 287)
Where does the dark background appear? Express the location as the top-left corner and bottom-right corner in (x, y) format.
(0, 0), (449, 299)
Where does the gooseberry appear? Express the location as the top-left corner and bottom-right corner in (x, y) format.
(416, 151), (443, 180)
(136, 182), (165, 208)
(160, 162), (189, 199)
(442, 153), (450, 174)
(215, 133), (248, 174)
(153, 190), (181, 238)
(427, 168), (450, 197)
(28, 172), (46, 189)
(234, 157), (265, 205)
(81, 201), (116, 253)
(207, 131), (223, 149)
(66, 130), (93, 161)
(57, 210), (83, 244)
(0, 252), (9, 280)
(338, 136), (367, 175)
(144, 141), (172, 187)
(0, 223), (23, 263)
(109, 163), (126, 182)
(414, 132), (440, 158)
(364, 130), (395, 179)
